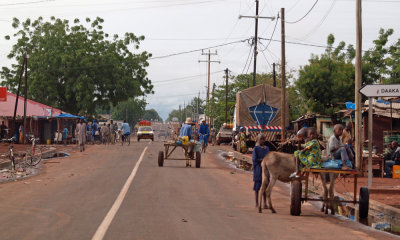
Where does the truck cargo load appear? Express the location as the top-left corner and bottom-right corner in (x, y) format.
(234, 84), (289, 148)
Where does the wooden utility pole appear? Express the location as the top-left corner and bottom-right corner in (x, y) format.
(199, 50), (220, 125)
(211, 83), (216, 127)
(355, 0), (362, 170)
(224, 68), (229, 124)
(23, 53), (29, 144)
(239, 2), (275, 87)
(280, 8), (286, 142)
(252, 0), (260, 87)
(272, 63), (276, 87)
(13, 56), (26, 126)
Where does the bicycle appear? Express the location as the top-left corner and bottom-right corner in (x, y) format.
(2, 137), (16, 170)
(25, 137), (42, 166)
(199, 133), (209, 153)
(121, 133), (130, 146)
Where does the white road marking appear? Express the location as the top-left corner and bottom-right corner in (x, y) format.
(92, 145), (149, 240)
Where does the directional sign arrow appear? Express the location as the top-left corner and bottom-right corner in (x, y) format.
(359, 84), (400, 97)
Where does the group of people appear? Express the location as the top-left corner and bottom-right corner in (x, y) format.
(83, 120), (130, 145)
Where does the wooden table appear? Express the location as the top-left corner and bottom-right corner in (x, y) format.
(362, 156), (385, 177)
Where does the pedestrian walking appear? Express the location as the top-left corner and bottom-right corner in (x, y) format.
(101, 123), (110, 144)
(92, 120), (98, 144)
(78, 119), (86, 152)
(63, 126), (69, 146)
(252, 133), (269, 208)
(75, 121), (81, 145)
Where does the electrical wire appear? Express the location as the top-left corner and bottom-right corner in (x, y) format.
(259, 13), (279, 51)
(152, 71), (223, 84)
(0, 0), (54, 6)
(285, 0), (319, 24)
(241, 44), (254, 74)
(149, 38), (250, 60)
(301, 0), (337, 39)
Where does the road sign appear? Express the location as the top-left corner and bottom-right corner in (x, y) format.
(359, 84), (400, 97)
(0, 87), (6, 102)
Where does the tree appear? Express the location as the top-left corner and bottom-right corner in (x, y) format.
(1, 17), (153, 116)
(296, 34), (355, 115)
(166, 97), (205, 123)
(111, 98), (146, 126)
(143, 109), (162, 122)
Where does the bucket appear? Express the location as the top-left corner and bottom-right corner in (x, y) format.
(46, 139), (51, 145)
(393, 165), (400, 179)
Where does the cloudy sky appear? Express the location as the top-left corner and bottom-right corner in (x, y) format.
(1, 0), (400, 120)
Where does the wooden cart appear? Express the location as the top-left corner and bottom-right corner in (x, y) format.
(290, 168), (369, 219)
(158, 142), (201, 168)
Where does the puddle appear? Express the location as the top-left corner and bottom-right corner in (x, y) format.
(42, 152), (70, 160)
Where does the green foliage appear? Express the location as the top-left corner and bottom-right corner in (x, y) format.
(111, 98), (146, 126)
(166, 97), (204, 123)
(296, 34), (355, 115)
(1, 17), (153, 117)
(143, 109), (163, 122)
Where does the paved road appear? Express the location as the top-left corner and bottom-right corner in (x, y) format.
(0, 140), (396, 239)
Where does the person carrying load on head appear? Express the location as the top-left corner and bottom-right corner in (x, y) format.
(179, 118), (195, 167)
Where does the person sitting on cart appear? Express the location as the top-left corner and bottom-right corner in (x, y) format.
(327, 124), (353, 170)
(180, 118), (195, 166)
(252, 133), (269, 208)
(384, 140), (400, 178)
(198, 119), (209, 147)
(292, 127), (322, 177)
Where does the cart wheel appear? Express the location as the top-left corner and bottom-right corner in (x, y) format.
(195, 152), (201, 168)
(290, 180), (302, 216)
(158, 151), (164, 167)
(359, 187), (369, 219)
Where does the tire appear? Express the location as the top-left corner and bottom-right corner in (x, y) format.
(359, 187), (369, 219)
(25, 147), (42, 166)
(290, 180), (302, 216)
(195, 152), (201, 168)
(158, 151), (164, 167)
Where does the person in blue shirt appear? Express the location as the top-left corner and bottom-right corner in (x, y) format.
(179, 118), (193, 139)
(198, 119), (210, 148)
(91, 120), (98, 144)
(121, 120), (131, 143)
(63, 126), (69, 146)
(252, 133), (269, 208)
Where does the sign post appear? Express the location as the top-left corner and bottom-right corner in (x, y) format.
(359, 84), (400, 188)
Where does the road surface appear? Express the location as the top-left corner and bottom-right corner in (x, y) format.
(0, 140), (396, 239)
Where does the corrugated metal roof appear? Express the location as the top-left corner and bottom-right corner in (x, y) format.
(364, 99), (400, 119)
(0, 92), (63, 117)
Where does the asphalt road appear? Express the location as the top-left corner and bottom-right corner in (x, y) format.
(0, 139), (396, 240)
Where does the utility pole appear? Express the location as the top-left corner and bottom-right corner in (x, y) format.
(23, 53), (29, 144)
(355, 0), (362, 171)
(199, 50), (220, 125)
(211, 83), (216, 127)
(280, 8), (286, 143)
(239, 1), (275, 87)
(13, 55), (26, 128)
(272, 63), (276, 87)
(225, 68), (229, 124)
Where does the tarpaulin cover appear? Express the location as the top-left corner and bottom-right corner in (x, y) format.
(235, 84), (289, 127)
(55, 113), (85, 119)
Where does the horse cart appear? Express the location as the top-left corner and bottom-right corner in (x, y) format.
(158, 141), (201, 168)
(290, 168), (369, 219)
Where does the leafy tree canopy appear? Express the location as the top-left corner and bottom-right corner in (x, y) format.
(143, 109), (163, 122)
(111, 98), (146, 126)
(1, 17), (153, 117)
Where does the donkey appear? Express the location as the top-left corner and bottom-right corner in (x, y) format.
(258, 151), (338, 215)
(320, 172), (338, 215)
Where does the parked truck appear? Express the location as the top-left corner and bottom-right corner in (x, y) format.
(232, 84), (289, 151)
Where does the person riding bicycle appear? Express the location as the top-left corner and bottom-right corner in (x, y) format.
(198, 119), (210, 147)
(121, 120), (131, 142)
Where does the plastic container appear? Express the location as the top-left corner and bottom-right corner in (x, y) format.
(393, 165), (400, 179)
(46, 139), (51, 145)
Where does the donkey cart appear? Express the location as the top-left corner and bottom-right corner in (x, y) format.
(290, 168), (369, 219)
(158, 141), (201, 168)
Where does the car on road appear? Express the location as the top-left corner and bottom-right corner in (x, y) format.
(216, 125), (233, 145)
(137, 126), (154, 141)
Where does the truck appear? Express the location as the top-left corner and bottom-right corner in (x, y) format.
(233, 84), (289, 150)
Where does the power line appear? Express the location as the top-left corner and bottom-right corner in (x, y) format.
(149, 38), (249, 60)
(152, 71), (223, 84)
(241, 44), (253, 74)
(302, 0), (337, 39)
(0, 0), (54, 6)
(260, 13), (279, 51)
(285, 0), (319, 24)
